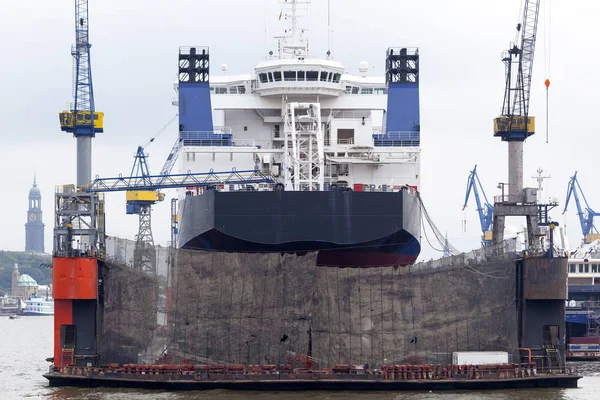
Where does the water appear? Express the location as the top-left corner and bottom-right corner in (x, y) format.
(1, 317), (599, 400)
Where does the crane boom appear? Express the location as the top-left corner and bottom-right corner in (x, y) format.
(462, 165), (494, 246)
(562, 171), (600, 244)
(495, 0), (541, 141)
(59, 0), (104, 185)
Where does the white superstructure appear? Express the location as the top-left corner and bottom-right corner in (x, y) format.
(173, 0), (420, 194)
(23, 294), (54, 316)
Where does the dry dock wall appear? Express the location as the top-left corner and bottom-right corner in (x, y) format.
(98, 237), (527, 368)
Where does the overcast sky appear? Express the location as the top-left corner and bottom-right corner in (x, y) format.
(0, 0), (597, 261)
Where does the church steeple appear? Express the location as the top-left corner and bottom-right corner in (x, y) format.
(25, 172), (45, 253)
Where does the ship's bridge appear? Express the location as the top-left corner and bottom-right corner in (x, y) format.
(252, 58), (345, 97)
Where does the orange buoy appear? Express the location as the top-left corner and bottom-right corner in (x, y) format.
(544, 79), (550, 88)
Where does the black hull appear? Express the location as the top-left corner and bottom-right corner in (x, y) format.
(178, 189), (421, 267)
(44, 373), (581, 391)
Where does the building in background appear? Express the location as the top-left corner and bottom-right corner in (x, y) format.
(25, 174), (45, 253)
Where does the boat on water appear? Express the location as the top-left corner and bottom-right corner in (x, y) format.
(565, 240), (600, 360)
(173, 0), (421, 267)
(23, 294), (54, 316)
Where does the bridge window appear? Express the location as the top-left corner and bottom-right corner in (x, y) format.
(351, 87), (359, 94)
(361, 88), (373, 94)
(306, 71), (318, 81)
(284, 71), (296, 81)
(569, 264), (576, 273)
(320, 71), (328, 82)
(333, 73), (341, 83)
(297, 71), (305, 80)
(259, 73), (268, 83)
(229, 86), (238, 94)
(268, 72), (273, 82)
(579, 264), (584, 273)
(238, 86), (246, 94)
(273, 71), (282, 82)
(593, 264), (598, 273)
(585, 264), (590, 273)
(215, 87), (227, 94)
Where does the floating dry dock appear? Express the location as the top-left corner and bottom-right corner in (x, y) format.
(44, 363), (581, 391)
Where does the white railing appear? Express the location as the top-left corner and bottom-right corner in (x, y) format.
(331, 111), (371, 119)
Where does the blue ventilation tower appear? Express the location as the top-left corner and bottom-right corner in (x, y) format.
(379, 48), (420, 147)
(178, 47), (214, 144)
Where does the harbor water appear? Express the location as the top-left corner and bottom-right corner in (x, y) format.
(1, 316), (598, 400)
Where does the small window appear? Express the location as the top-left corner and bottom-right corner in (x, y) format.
(297, 71), (305, 80)
(345, 86), (352, 94)
(244, 126), (248, 132)
(320, 71), (328, 82)
(268, 72), (274, 82)
(77, 114), (83, 120)
(374, 88), (386, 94)
(238, 86), (246, 94)
(569, 264), (576, 273)
(259, 73), (268, 83)
(579, 264), (584, 273)
(585, 264), (590, 273)
(361, 88), (373, 94)
(306, 71), (318, 81)
(273, 71), (282, 81)
(351, 87), (359, 94)
(215, 87), (227, 94)
(284, 71), (296, 81)
(209, 87), (215, 93)
(593, 264), (598, 273)
(333, 73), (341, 83)
(229, 86), (238, 94)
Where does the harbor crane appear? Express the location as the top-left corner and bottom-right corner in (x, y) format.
(563, 171), (600, 244)
(88, 164), (277, 274)
(462, 165), (494, 247)
(58, 0), (103, 186)
(491, 0), (543, 252)
(124, 137), (181, 274)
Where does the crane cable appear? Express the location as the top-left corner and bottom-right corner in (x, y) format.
(142, 114), (179, 149)
(543, 0), (551, 144)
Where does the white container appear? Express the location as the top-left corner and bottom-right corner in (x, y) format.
(452, 351), (509, 365)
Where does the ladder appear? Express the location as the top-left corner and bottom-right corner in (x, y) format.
(61, 347), (75, 366)
(545, 348), (561, 373)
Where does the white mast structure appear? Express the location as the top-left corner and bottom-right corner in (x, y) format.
(280, 1), (324, 191)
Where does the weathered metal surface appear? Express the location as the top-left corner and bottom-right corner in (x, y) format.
(523, 257), (568, 300)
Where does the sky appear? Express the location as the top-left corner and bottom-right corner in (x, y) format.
(0, 0), (598, 261)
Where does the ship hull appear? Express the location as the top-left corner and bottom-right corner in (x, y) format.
(44, 372), (581, 391)
(178, 189), (421, 267)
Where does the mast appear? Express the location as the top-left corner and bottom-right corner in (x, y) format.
(277, 0), (310, 59)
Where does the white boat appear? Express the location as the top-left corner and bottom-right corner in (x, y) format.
(22, 294), (54, 316)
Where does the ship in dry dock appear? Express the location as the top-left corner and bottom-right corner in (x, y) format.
(45, 0), (580, 391)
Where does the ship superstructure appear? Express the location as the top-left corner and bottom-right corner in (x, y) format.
(173, 0), (422, 266)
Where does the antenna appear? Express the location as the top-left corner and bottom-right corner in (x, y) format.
(327, 0), (331, 58)
(532, 167), (551, 202)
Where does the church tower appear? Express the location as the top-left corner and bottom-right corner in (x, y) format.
(25, 174), (45, 253)
(11, 263), (20, 296)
